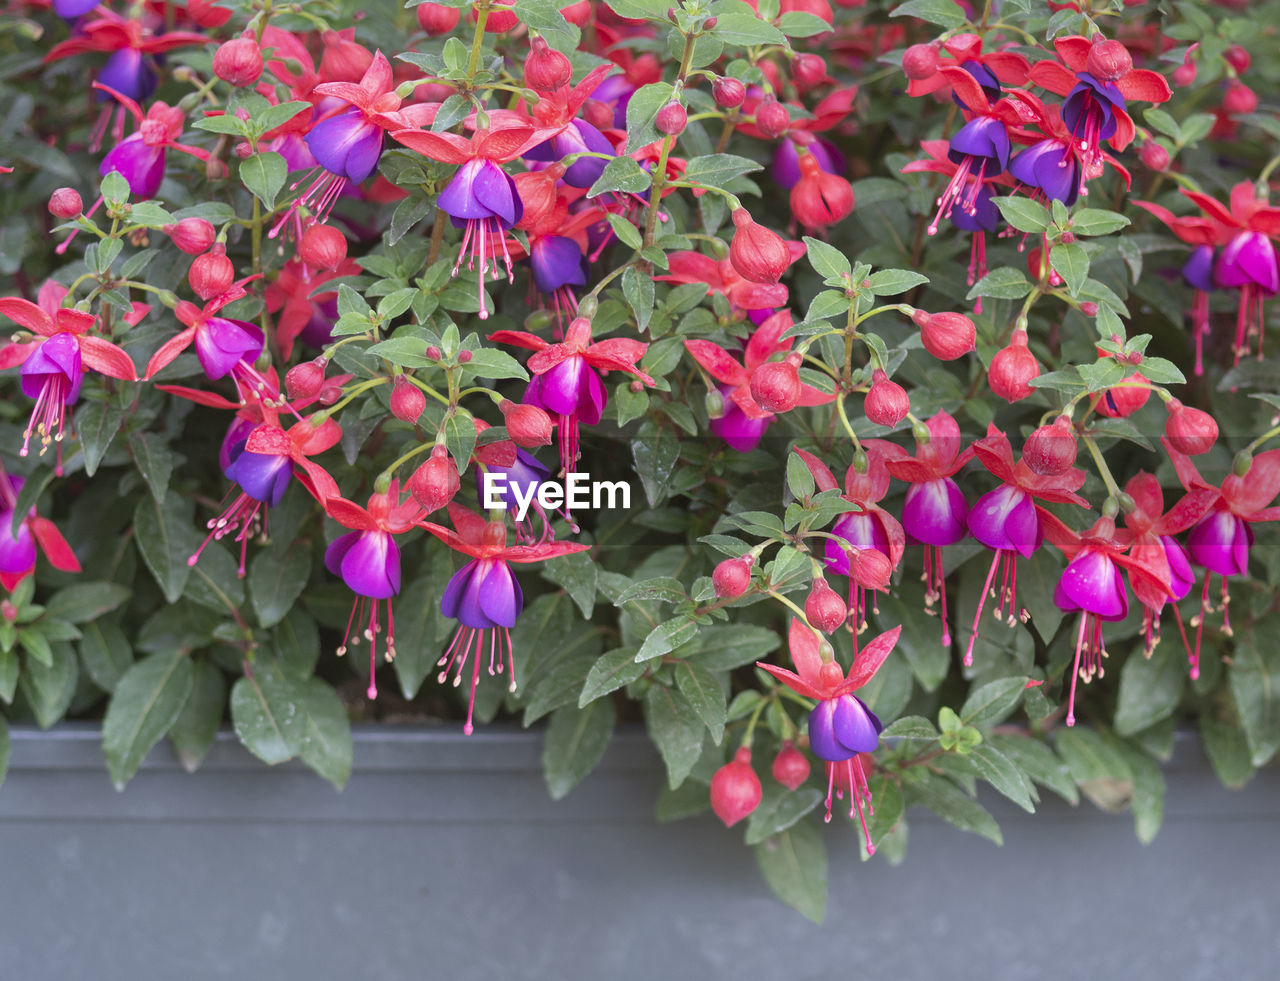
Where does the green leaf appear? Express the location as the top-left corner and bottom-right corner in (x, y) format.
(683, 153), (763, 189)
(255, 100), (311, 133)
(230, 659), (305, 765)
(804, 289), (851, 322)
(128, 431), (175, 503)
(1137, 356), (1185, 385)
(297, 677), (354, 789)
(542, 698), (616, 800)
(133, 491), (200, 604)
(579, 647), (646, 707)
(881, 715), (940, 740)
(542, 551), (598, 618)
(803, 236), (851, 280)
(443, 408), (477, 472)
(102, 651), (194, 789)
(902, 769), (1003, 845)
(465, 348), (531, 382)
(76, 399), (124, 477)
(19, 640), (78, 728)
(994, 197), (1051, 233)
(636, 615), (698, 662)
(1069, 208), (1130, 236)
(240, 151), (287, 209)
(1229, 630), (1280, 766)
(248, 541), (312, 629)
(614, 576), (686, 606)
(865, 269), (929, 296)
(0, 715), (8, 791)
(712, 12), (786, 45)
(589, 155), (650, 196)
(754, 821), (827, 924)
(602, 0), (668, 19)
(100, 170), (130, 206)
(986, 733), (1078, 804)
(891, 0), (966, 29)
(1077, 358), (1127, 393)
(1114, 642), (1185, 736)
(1108, 736), (1165, 844)
(1199, 716), (1254, 789)
(872, 589), (948, 690)
(622, 264), (656, 331)
(78, 620), (133, 693)
(960, 676), (1027, 730)
(745, 786), (822, 845)
(0, 649), (16, 704)
(631, 426), (680, 506)
(674, 661), (726, 744)
(45, 582), (130, 624)
(1144, 107), (1180, 140)
(168, 659), (226, 773)
(968, 743), (1036, 812)
(645, 683), (705, 788)
(606, 213), (642, 251)
(777, 10), (833, 36)
(967, 267), (1032, 301)
(1050, 241), (1088, 297)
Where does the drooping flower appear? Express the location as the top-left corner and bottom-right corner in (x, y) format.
(419, 504), (590, 733)
(963, 424), (1089, 666)
(1121, 471), (1216, 672)
(757, 618), (902, 848)
(684, 311), (834, 452)
(323, 481), (425, 699)
(393, 118), (556, 316)
(489, 317), (652, 474)
(0, 288), (137, 470)
(191, 410), (343, 576)
(0, 470), (81, 592)
(885, 411), (975, 646)
(263, 256), (362, 359)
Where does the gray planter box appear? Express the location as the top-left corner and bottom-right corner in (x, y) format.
(1, 724), (1277, 980)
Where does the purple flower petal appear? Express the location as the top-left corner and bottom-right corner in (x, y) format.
(1162, 535), (1195, 600)
(226, 450), (292, 507)
(967, 484), (1041, 557)
(902, 478), (968, 546)
(20, 333), (82, 402)
(194, 317), (264, 380)
(96, 48), (156, 104)
(1054, 549), (1129, 620)
(0, 511), (36, 575)
(1187, 510), (1251, 576)
(1215, 231), (1279, 294)
(948, 116), (1009, 171)
(442, 561), (480, 621)
(710, 396), (771, 452)
(1183, 244), (1217, 293)
(469, 160), (524, 227)
(832, 693), (882, 754)
(100, 134), (165, 200)
(807, 699), (848, 762)
(324, 531), (360, 578)
(530, 236), (587, 294)
(476, 560), (522, 628)
(306, 108), (382, 182)
(338, 530), (399, 599)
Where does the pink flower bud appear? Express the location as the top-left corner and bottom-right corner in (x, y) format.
(389, 376), (427, 424)
(1095, 374), (1150, 418)
(1024, 417), (1077, 475)
(710, 748), (762, 827)
(864, 368), (909, 426)
(164, 217), (216, 255)
(581, 99), (614, 131)
(655, 100), (687, 136)
(525, 36), (572, 92)
(1140, 140), (1170, 171)
(902, 43), (939, 80)
(298, 224), (348, 270)
(1173, 60), (1197, 87)
(189, 250), (234, 301)
(1224, 44), (1251, 74)
(1165, 399), (1218, 455)
(500, 400), (553, 447)
(713, 76), (746, 108)
(213, 37), (264, 87)
(458, 350), (473, 364)
(911, 309), (976, 361)
(48, 187), (82, 219)
(729, 208), (790, 284)
(408, 445), (460, 513)
(791, 53), (826, 88)
(712, 556), (753, 598)
(1085, 39), (1132, 82)
(988, 331), (1040, 402)
(804, 577), (848, 633)
(754, 97), (791, 139)
(771, 741), (811, 791)
(426, 345), (442, 361)
(416, 2), (461, 34)
(1223, 80), (1257, 115)
(285, 358), (327, 400)
(749, 358), (801, 413)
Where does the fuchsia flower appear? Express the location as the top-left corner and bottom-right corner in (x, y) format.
(190, 408), (343, 576)
(393, 117), (556, 315)
(905, 33), (1030, 102)
(144, 275), (272, 399)
(964, 424), (1089, 666)
(419, 503), (590, 734)
(684, 311), (834, 452)
(1121, 472), (1216, 671)
(1165, 442), (1280, 664)
(0, 472), (81, 592)
(885, 411), (974, 646)
(489, 317), (653, 474)
(1142, 183), (1280, 367)
(323, 481), (425, 699)
(657, 248), (801, 320)
(795, 446), (906, 644)
(757, 618), (902, 849)
(0, 286), (138, 470)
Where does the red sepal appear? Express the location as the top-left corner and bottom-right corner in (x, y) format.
(325, 497), (378, 531)
(846, 625), (901, 691)
(144, 328), (196, 380)
(29, 517), (81, 573)
(79, 336), (137, 381)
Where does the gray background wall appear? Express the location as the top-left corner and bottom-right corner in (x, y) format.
(1, 725), (1276, 980)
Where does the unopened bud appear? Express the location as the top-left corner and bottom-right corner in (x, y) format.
(902, 43), (939, 80)
(713, 76), (746, 109)
(408, 445), (460, 513)
(500, 400), (553, 447)
(189, 249), (235, 301)
(213, 37), (264, 87)
(164, 217), (216, 255)
(754, 97), (791, 139)
(771, 741), (811, 791)
(655, 100), (687, 136)
(48, 187), (82, 219)
(285, 358), (327, 400)
(864, 369), (909, 427)
(298, 223), (348, 270)
(712, 556), (753, 598)
(390, 376), (426, 424)
(710, 748), (762, 827)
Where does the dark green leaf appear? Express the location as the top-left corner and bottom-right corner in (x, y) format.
(754, 821), (827, 924)
(133, 492), (200, 604)
(579, 647), (645, 707)
(45, 582), (130, 624)
(1114, 642), (1185, 736)
(19, 641), (78, 729)
(745, 786), (822, 845)
(78, 620), (133, 693)
(168, 659), (226, 773)
(960, 676), (1027, 730)
(248, 541), (312, 629)
(297, 677), (354, 789)
(230, 659), (305, 765)
(542, 698), (616, 800)
(102, 651), (194, 789)
(645, 683), (704, 788)
(76, 399), (124, 477)
(674, 661), (726, 744)
(240, 151), (287, 209)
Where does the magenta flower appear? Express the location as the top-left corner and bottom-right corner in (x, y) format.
(0, 471), (82, 592)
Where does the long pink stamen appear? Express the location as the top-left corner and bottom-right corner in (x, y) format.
(965, 549), (1003, 666)
(1066, 610), (1088, 726)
